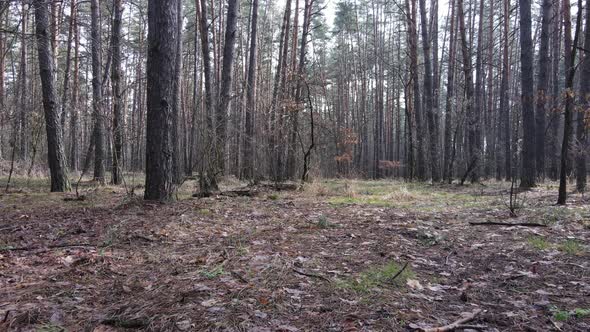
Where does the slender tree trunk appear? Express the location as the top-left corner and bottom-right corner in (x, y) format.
(497, 0), (512, 180)
(33, 0), (70, 192)
(144, 0), (179, 201)
(90, 0), (105, 184)
(558, 0), (582, 204)
(197, 0), (218, 193)
(444, 0), (457, 182)
(575, 0), (589, 192)
(457, 0), (476, 185)
(111, 0), (123, 185)
(536, 0), (552, 181)
(243, 0), (258, 180)
(19, 1), (28, 161)
(216, 0), (238, 178)
(69, 0), (80, 171)
(519, 0), (537, 188)
(172, 0), (183, 184)
(419, 0), (440, 182)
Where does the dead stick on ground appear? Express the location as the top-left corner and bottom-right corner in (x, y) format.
(292, 268), (332, 283)
(388, 261), (409, 283)
(469, 221), (547, 227)
(419, 309), (483, 332)
(0, 243), (97, 252)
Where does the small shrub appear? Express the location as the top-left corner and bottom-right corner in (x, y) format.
(335, 261), (415, 293)
(574, 308), (590, 318)
(267, 194), (279, 200)
(317, 215), (333, 229)
(527, 236), (550, 250)
(559, 239), (584, 255)
(200, 265), (225, 279)
(553, 310), (571, 322)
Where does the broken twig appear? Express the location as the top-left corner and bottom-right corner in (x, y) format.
(418, 309), (483, 332)
(469, 221), (546, 227)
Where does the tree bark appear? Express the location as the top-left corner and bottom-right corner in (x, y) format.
(111, 0), (123, 185)
(419, 0), (440, 182)
(575, 0), (589, 192)
(558, 0), (582, 204)
(243, 0), (259, 180)
(33, 0), (70, 192)
(90, 0), (105, 184)
(144, 0), (179, 201)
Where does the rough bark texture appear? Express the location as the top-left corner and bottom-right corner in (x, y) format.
(519, 0), (537, 188)
(90, 0), (105, 184)
(419, 0), (440, 182)
(535, 0), (552, 181)
(144, 0), (179, 201)
(216, 0), (238, 176)
(111, 0), (124, 185)
(558, 0), (581, 204)
(575, 0), (589, 192)
(243, 0), (258, 180)
(33, 0), (70, 192)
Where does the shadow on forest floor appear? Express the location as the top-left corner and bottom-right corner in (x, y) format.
(0, 177), (589, 331)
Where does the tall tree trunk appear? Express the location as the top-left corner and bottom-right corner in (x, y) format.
(457, 0), (476, 185)
(536, 0), (552, 181)
(144, 0), (179, 201)
(558, 0), (582, 204)
(575, 0), (589, 192)
(216, 0), (238, 178)
(444, 0), (457, 182)
(497, 0), (512, 180)
(197, 0), (218, 193)
(172, 0), (183, 184)
(243, 0), (258, 180)
(70, 3), (80, 172)
(90, 0), (105, 184)
(111, 0), (123, 185)
(471, 0), (484, 183)
(269, 0), (291, 181)
(19, 1), (28, 161)
(519, 0), (537, 188)
(407, 0), (425, 180)
(419, 0), (440, 182)
(33, 0), (70, 192)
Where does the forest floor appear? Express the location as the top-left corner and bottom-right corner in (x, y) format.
(0, 177), (589, 332)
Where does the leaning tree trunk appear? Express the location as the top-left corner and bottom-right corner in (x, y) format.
(111, 0), (123, 185)
(144, 0), (179, 201)
(243, 0), (258, 180)
(90, 0), (105, 184)
(33, 0), (70, 192)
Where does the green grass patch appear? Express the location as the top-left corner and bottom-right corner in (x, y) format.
(335, 261), (415, 293)
(200, 264), (225, 279)
(527, 236), (551, 250)
(574, 308), (590, 318)
(559, 239), (584, 255)
(36, 324), (65, 332)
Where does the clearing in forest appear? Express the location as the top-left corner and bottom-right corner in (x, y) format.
(0, 179), (589, 331)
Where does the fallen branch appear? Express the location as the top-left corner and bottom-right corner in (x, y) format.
(469, 221), (547, 227)
(292, 268), (332, 283)
(0, 243), (97, 252)
(418, 309), (483, 332)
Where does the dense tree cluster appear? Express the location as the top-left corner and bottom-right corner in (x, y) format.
(0, 0), (587, 202)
